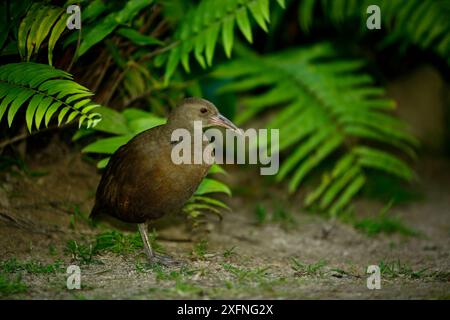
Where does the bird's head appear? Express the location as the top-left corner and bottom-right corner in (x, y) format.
(168, 97), (241, 133)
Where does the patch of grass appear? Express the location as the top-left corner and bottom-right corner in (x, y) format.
(378, 260), (429, 279)
(65, 240), (100, 265)
(191, 240), (208, 259)
(341, 202), (418, 237)
(172, 279), (203, 296)
(429, 271), (450, 282)
(71, 293), (87, 300)
(363, 172), (423, 204)
(48, 244), (57, 256)
(135, 261), (194, 282)
(255, 204), (296, 228)
(96, 230), (164, 255)
(255, 203), (267, 224)
(0, 273), (27, 297)
(0, 258), (65, 274)
(222, 263), (270, 284)
(66, 230), (165, 264)
(148, 278), (204, 298)
(95, 231), (143, 254)
(223, 246), (237, 258)
(290, 258), (327, 277)
(378, 260), (450, 281)
(355, 216), (417, 237)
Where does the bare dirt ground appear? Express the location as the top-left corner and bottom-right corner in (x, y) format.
(0, 141), (449, 300)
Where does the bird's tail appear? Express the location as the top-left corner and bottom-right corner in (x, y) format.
(89, 203), (101, 219)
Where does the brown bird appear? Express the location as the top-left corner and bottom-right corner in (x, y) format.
(90, 98), (239, 264)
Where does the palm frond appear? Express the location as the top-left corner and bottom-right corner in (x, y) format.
(163, 0), (286, 84)
(213, 43), (418, 215)
(0, 62), (101, 132)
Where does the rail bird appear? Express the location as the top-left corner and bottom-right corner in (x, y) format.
(90, 98), (239, 264)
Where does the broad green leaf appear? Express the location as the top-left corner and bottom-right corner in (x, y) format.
(117, 27), (163, 46)
(7, 90), (33, 127)
(48, 12), (69, 65)
(78, 0), (154, 57)
(236, 7), (253, 43)
(222, 16), (235, 58)
(205, 23), (220, 66)
(82, 135), (134, 154)
(195, 178), (232, 196)
(35, 96), (55, 130)
(25, 94), (44, 132)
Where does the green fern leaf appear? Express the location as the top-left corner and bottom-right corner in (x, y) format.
(163, 0), (285, 84)
(48, 12), (69, 66)
(298, 0), (450, 65)
(0, 62), (101, 132)
(214, 43), (417, 214)
(18, 3), (65, 63)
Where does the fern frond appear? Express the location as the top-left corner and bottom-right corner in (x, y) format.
(0, 62), (101, 132)
(213, 43), (417, 214)
(163, 0), (285, 84)
(18, 3), (66, 64)
(298, 0), (450, 64)
(184, 173), (232, 220)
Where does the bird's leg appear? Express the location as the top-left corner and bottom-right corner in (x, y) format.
(137, 222), (182, 267)
(138, 222), (154, 260)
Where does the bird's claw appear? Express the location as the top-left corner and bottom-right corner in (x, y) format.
(149, 254), (183, 267)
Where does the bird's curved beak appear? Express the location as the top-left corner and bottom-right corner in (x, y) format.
(208, 113), (242, 134)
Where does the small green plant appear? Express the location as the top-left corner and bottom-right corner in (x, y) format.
(95, 230), (144, 254)
(0, 258), (64, 274)
(66, 229), (165, 263)
(271, 207), (296, 228)
(222, 263), (270, 284)
(65, 240), (99, 265)
(0, 273), (27, 297)
(136, 262), (194, 282)
(363, 173), (423, 204)
(172, 279), (203, 296)
(255, 203), (267, 225)
(223, 246), (237, 258)
(48, 244), (57, 256)
(192, 239), (209, 259)
(379, 260), (429, 279)
(254, 204), (295, 228)
(354, 215), (418, 237)
(341, 202), (418, 237)
(290, 258), (327, 277)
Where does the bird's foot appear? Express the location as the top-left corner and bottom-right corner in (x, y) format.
(149, 254), (183, 267)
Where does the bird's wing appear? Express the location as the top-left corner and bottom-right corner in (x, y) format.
(92, 127), (163, 219)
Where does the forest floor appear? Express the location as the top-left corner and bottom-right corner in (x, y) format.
(0, 140), (449, 300)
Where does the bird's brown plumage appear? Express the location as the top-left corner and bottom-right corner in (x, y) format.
(90, 98), (222, 223)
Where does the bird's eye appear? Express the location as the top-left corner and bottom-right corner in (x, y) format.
(200, 107), (208, 114)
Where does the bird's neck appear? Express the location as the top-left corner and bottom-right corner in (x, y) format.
(165, 119), (198, 134)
